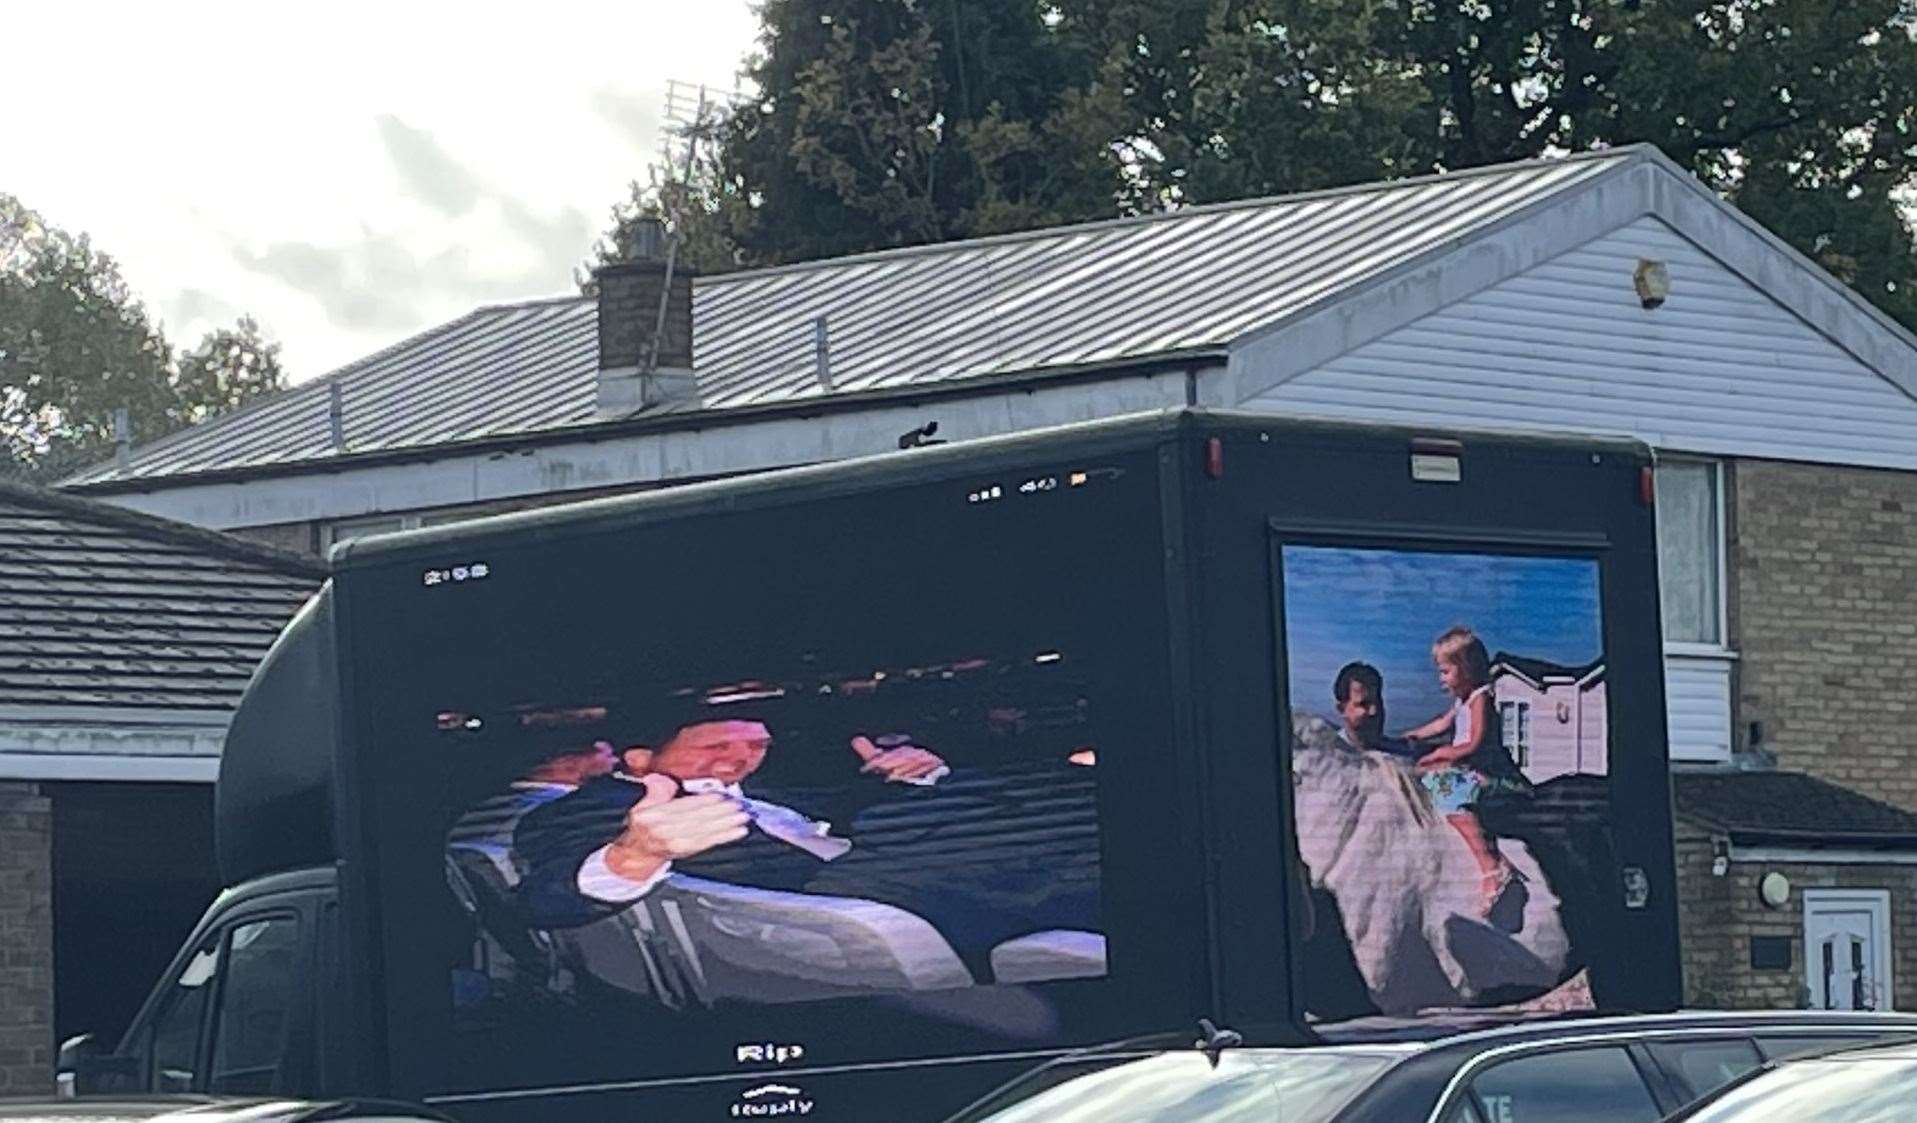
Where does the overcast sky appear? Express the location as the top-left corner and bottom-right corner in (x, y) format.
(4, 2), (759, 381)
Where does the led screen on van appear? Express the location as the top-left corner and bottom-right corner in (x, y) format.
(441, 648), (1107, 1019)
(344, 450), (1194, 1094)
(1281, 544), (1612, 1022)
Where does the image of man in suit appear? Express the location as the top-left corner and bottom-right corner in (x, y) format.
(512, 712), (1098, 976)
(513, 717), (946, 924)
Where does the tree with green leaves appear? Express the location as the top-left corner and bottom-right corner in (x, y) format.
(174, 316), (283, 426)
(721, 0), (1121, 259)
(1064, 0), (1917, 334)
(1, 194), (285, 480)
(590, 0), (1917, 329)
(588, 0), (1132, 275)
(583, 134), (749, 282)
(1363, 0), (1917, 327)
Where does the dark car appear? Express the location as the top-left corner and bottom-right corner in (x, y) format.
(0, 1097), (451, 1123)
(943, 1011), (1917, 1123)
(1663, 1037), (1917, 1122)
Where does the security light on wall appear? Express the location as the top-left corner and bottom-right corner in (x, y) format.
(1633, 259), (1671, 309)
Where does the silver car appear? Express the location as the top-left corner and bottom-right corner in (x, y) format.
(945, 1011), (1917, 1123)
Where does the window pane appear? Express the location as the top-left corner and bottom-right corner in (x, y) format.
(1647, 1038), (1762, 1100)
(149, 935), (222, 1091)
(209, 916), (302, 1094)
(1469, 1047), (1661, 1123)
(1655, 461), (1720, 645)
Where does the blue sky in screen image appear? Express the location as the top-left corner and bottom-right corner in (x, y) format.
(1282, 547), (1603, 727)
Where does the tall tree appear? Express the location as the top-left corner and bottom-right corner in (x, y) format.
(1166, 0), (1434, 201)
(592, 0), (1917, 328)
(1603, 0), (1917, 328)
(588, 0), (1098, 271)
(1344, 0), (1917, 325)
(1, 194), (286, 480)
(174, 316), (284, 426)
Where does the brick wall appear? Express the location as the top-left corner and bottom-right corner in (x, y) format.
(1676, 819), (1917, 1010)
(1734, 459), (1917, 810)
(596, 261), (694, 370)
(0, 782), (52, 1094)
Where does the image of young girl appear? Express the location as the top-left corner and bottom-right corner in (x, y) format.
(1401, 626), (1529, 917)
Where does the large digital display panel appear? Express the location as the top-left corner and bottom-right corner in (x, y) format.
(1282, 544), (1613, 1023)
(343, 452), (1190, 1096)
(445, 648), (1106, 1016)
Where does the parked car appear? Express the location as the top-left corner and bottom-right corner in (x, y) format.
(1664, 1037), (1917, 1122)
(0, 1097), (451, 1122)
(942, 1011), (1917, 1123)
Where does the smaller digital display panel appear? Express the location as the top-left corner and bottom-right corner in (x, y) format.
(1283, 544), (1614, 1023)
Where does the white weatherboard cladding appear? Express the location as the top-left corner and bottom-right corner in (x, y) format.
(1665, 655), (1734, 763)
(1244, 216), (1837, 763)
(1243, 216), (1917, 471)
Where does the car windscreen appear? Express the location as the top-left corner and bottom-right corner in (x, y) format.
(970, 1048), (1402, 1123)
(1677, 1054), (1917, 1122)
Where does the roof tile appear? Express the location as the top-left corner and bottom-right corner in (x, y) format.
(0, 481), (322, 712)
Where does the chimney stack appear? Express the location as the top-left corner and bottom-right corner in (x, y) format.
(595, 218), (698, 415)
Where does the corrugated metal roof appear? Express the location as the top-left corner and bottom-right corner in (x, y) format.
(62, 149), (1634, 488)
(0, 480), (324, 710)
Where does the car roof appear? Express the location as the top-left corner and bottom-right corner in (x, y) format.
(1314, 1011), (1917, 1123)
(1314, 1008), (1917, 1053)
(1787, 1038), (1917, 1064)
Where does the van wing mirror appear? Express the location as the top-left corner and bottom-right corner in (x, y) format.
(55, 1033), (139, 1098)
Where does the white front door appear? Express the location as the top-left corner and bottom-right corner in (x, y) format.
(1804, 889), (1894, 1011)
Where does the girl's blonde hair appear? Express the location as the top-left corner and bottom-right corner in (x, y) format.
(1433, 626), (1492, 686)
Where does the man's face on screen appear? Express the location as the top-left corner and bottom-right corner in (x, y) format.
(651, 720), (773, 785)
(1338, 679), (1385, 748)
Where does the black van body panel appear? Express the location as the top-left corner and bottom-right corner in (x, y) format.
(185, 409), (1677, 1120)
(217, 590), (339, 885)
(108, 868), (338, 1096)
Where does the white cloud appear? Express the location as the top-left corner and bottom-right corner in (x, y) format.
(1, 0), (758, 379)
(590, 87), (667, 157)
(375, 116), (486, 218)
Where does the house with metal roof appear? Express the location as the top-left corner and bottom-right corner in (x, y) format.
(50, 142), (1917, 1015)
(0, 478), (322, 1091)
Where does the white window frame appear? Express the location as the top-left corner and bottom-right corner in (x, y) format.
(1803, 888), (1894, 1012)
(1656, 456), (1731, 658)
(1499, 699), (1531, 769)
(1658, 456), (1737, 763)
